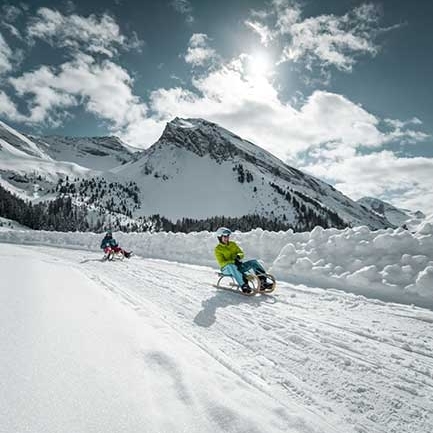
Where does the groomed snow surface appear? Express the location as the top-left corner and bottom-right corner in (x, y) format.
(1, 222), (433, 433)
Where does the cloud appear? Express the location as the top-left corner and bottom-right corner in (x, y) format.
(184, 33), (217, 66)
(246, 1), (392, 74)
(0, 5), (24, 39)
(301, 150), (433, 213)
(244, 20), (274, 46)
(27, 7), (143, 57)
(0, 32), (13, 75)
(9, 64), (78, 125)
(171, 0), (194, 24)
(1, 22), (22, 40)
(147, 57), (427, 158)
(0, 90), (26, 121)
(284, 7), (378, 71)
(1, 4), (22, 22)
(8, 53), (147, 128)
(0, 8), (148, 142)
(272, 0), (302, 34)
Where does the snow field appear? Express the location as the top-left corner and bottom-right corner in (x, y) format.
(1, 244), (340, 433)
(3, 243), (433, 433)
(1, 219), (432, 308)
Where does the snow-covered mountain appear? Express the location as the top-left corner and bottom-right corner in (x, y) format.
(0, 119), (48, 160)
(115, 117), (391, 229)
(0, 119), (135, 170)
(0, 120), (94, 201)
(356, 196), (425, 228)
(0, 120), (136, 201)
(30, 134), (136, 171)
(1, 117), (395, 230)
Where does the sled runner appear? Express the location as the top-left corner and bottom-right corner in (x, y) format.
(214, 271), (276, 296)
(102, 250), (132, 261)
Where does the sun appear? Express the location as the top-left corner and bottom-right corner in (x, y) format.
(246, 52), (272, 77)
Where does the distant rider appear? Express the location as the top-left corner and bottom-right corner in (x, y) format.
(100, 230), (131, 259)
(214, 227), (272, 293)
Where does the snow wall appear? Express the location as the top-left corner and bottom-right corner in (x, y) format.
(1, 221), (432, 309)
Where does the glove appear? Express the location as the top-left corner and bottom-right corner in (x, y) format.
(234, 255), (242, 267)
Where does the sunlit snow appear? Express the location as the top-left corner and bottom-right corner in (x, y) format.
(1, 222), (433, 433)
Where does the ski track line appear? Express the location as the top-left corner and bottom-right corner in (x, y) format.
(22, 245), (433, 433)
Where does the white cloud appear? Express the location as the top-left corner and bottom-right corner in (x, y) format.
(384, 117), (423, 129)
(0, 90), (26, 121)
(184, 34), (217, 66)
(146, 57), (427, 159)
(0, 9), (148, 144)
(244, 21), (274, 46)
(27, 8), (142, 57)
(301, 150), (433, 213)
(284, 13), (377, 71)
(9, 53), (147, 129)
(0, 32), (13, 75)
(246, 1), (389, 73)
(114, 117), (164, 148)
(272, 0), (302, 34)
(9, 64), (78, 125)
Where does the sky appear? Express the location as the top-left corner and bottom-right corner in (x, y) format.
(0, 0), (432, 213)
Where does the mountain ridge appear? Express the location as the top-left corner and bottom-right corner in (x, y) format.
(0, 116), (395, 231)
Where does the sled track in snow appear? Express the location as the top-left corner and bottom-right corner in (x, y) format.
(33, 246), (433, 433)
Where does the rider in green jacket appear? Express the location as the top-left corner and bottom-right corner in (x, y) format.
(214, 227), (271, 293)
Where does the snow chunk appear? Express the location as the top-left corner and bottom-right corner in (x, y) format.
(417, 221), (433, 235)
(406, 266), (433, 297)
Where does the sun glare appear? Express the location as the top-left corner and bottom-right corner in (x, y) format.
(247, 52), (272, 77)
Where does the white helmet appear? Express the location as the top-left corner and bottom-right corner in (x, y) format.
(216, 227), (231, 238)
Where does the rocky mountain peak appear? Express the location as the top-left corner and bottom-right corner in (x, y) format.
(159, 117), (251, 163)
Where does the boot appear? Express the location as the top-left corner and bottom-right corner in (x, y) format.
(241, 283), (252, 294)
(259, 275), (273, 291)
(258, 275), (267, 291)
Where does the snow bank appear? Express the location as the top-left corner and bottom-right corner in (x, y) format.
(1, 222), (432, 309)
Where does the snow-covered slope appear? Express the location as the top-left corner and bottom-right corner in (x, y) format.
(0, 216), (29, 231)
(0, 120), (92, 200)
(357, 196), (413, 227)
(0, 121), (134, 202)
(0, 119), (49, 159)
(30, 134), (137, 171)
(2, 241), (432, 433)
(116, 118), (391, 229)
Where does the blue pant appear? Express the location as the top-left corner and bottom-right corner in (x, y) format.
(221, 259), (266, 286)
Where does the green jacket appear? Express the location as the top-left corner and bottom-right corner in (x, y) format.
(214, 241), (244, 268)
